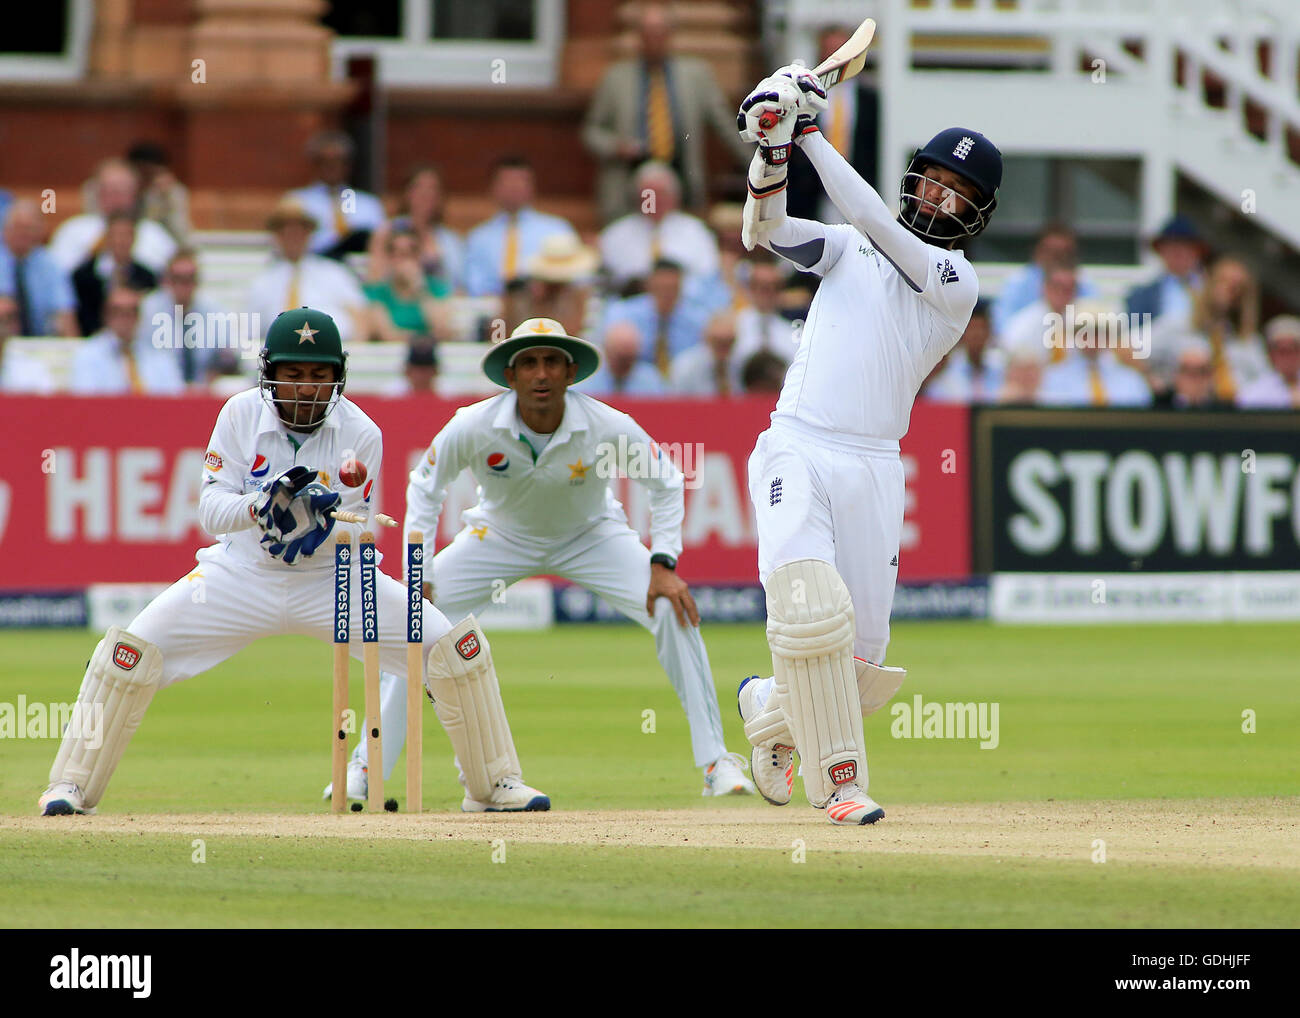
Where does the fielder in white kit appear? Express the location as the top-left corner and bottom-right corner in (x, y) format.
(39, 307), (548, 816)
(732, 66), (1002, 823)
(330, 318), (755, 800)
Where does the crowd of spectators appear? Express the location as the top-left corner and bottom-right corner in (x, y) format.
(0, 4), (1296, 411)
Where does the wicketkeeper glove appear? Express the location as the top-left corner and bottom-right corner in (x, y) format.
(258, 480), (340, 565)
(252, 465), (316, 534)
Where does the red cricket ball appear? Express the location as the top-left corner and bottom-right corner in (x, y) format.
(339, 458), (367, 488)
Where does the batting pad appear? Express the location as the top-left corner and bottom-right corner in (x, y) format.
(766, 559), (865, 807)
(424, 615), (521, 804)
(49, 626), (162, 808)
(857, 659), (907, 715)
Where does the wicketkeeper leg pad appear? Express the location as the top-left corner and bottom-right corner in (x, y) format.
(766, 559), (865, 807)
(424, 615), (521, 804)
(857, 658), (907, 715)
(48, 626), (163, 809)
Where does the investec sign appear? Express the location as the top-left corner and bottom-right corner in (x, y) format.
(973, 409), (1300, 572)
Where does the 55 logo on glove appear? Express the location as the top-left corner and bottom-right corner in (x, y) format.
(112, 643), (141, 671)
(829, 760), (857, 785)
(456, 632), (481, 660)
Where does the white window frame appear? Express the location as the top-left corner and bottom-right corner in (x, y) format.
(330, 0), (565, 89)
(0, 0), (92, 82)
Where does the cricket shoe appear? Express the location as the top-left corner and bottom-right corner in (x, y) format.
(702, 752), (756, 797)
(321, 761), (368, 805)
(825, 782), (885, 826)
(737, 675), (794, 805)
(39, 781), (95, 816)
(462, 776), (550, 813)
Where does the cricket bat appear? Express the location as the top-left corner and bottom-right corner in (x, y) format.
(758, 17), (876, 129)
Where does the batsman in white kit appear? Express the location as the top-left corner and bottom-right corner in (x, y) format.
(732, 66), (1002, 823)
(39, 307), (548, 816)
(328, 317), (754, 801)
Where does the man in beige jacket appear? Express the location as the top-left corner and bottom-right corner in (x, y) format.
(583, 4), (750, 224)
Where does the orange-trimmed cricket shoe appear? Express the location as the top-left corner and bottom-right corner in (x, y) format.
(825, 783), (885, 826)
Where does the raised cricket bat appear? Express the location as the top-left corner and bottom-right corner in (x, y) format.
(758, 17), (876, 129)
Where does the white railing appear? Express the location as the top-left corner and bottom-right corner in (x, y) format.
(775, 0), (1300, 249)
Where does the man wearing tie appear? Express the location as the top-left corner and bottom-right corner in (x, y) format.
(69, 287), (184, 395)
(0, 200), (78, 337)
(463, 156), (577, 298)
(289, 131), (387, 260)
(583, 3), (750, 224)
(246, 198), (366, 343)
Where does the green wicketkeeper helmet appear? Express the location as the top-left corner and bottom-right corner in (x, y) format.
(258, 307), (348, 426)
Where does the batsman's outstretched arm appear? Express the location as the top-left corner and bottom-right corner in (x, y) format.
(799, 131), (931, 291)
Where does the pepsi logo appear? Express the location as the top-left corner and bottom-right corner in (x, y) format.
(362, 479), (373, 502)
(487, 453), (509, 473)
(250, 454), (269, 478)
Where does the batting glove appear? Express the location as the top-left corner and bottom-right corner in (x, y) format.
(773, 60), (830, 116)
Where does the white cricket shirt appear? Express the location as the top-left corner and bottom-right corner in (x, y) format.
(406, 389), (685, 560)
(197, 388), (383, 570)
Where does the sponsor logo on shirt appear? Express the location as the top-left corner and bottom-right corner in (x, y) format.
(938, 259), (959, 285)
(204, 451), (223, 472)
(487, 453), (510, 473)
(362, 479), (373, 502)
(426, 446), (437, 466)
(250, 453), (269, 478)
(770, 477), (783, 507)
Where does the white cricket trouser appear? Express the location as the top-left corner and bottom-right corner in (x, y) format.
(126, 544), (452, 688)
(355, 515), (728, 776)
(748, 420), (904, 664)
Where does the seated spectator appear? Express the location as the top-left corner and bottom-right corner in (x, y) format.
(0, 200), (77, 337)
(505, 234), (600, 339)
(1000, 264), (1078, 359)
(363, 227), (451, 344)
(464, 155), (577, 297)
(991, 223), (1097, 337)
(1038, 342), (1152, 407)
(601, 258), (710, 376)
(70, 287), (183, 394)
(385, 335), (439, 396)
(740, 349), (788, 395)
(733, 256), (799, 364)
(670, 311), (742, 397)
(81, 141), (192, 244)
(1154, 337), (1232, 409)
(367, 164), (464, 292)
(0, 295), (53, 393)
(290, 130), (386, 259)
(72, 213), (157, 335)
(1237, 315), (1300, 409)
(247, 197), (366, 344)
(137, 249), (230, 386)
(1125, 215), (1207, 323)
(924, 301), (1004, 403)
(579, 320), (665, 396)
(50, 158), (176, 275)
(708, 203), (749, 309)
(599, 162), (720, 292)
(997, 347), (1047, 405)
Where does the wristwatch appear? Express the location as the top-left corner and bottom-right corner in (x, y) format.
(650, 553), (677, 571)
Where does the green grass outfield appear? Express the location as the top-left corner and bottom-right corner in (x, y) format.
(1, 622), (1296, 928)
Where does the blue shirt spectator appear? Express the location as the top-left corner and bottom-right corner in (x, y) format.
(601, 260), (711, 372)
(463, 156), (576, 297)
(0, 200), (76, 336)
(578, 319), (666, 396)
(992, 223), (1097, 336)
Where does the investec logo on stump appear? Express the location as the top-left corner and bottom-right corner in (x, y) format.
(50, 949), (151, 998)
